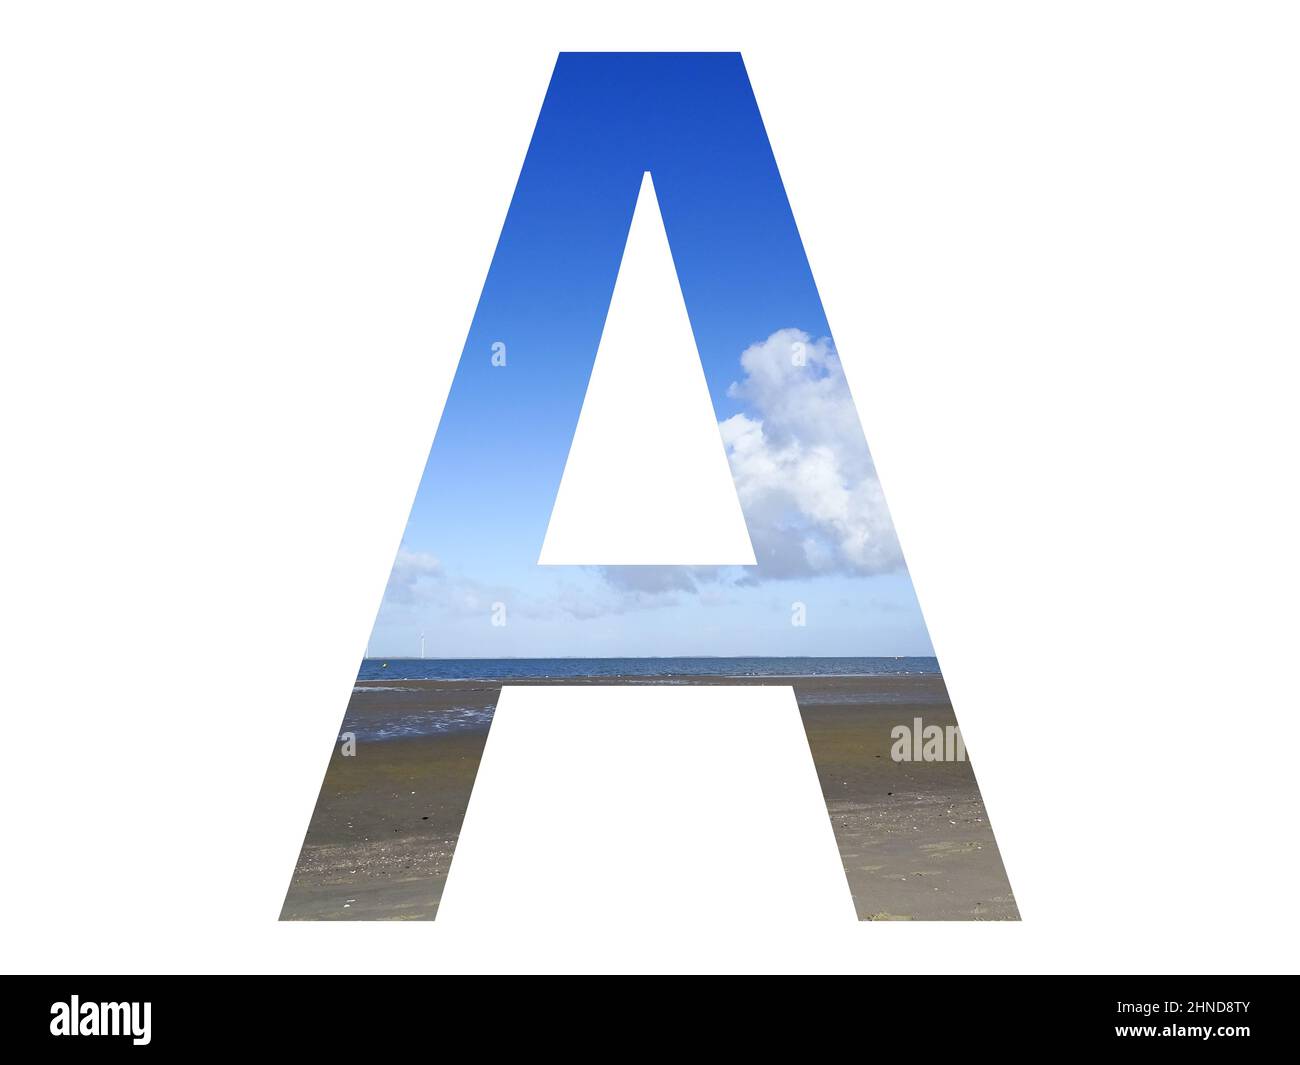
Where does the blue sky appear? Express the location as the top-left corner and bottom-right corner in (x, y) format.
(369, 53), (933, 658)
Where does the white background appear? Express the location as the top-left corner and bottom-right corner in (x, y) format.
(539, 172), (756, 564)
(2, 2), (1298, 973)
(438, 687), (858, 926)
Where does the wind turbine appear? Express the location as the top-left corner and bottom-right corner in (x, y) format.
(420, 631), (425, 660)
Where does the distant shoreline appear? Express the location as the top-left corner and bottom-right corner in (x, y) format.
(359, 656), (940, 661)
(355, 656), (943, 684)
(355, 672), (940, 685)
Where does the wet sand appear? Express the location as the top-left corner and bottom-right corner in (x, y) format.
(790, 675), (1017, 920)
(281, 674), (1016, 921)
(280, 683), (495, 921)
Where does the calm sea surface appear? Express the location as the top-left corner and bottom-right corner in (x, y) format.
(356, 656), (939, 682)
(344, 658), (944, 739)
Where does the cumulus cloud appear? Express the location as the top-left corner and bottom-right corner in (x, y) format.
(382, 326), (902, 626)
(718, 328), (902, 580)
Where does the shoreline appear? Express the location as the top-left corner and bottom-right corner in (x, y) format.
(283, 673), (1017, 921)
(355, 672), (940, 683)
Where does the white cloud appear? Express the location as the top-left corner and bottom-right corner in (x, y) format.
(379, 548), (687, 623)
(550, 570), (708, 617)
(719, 328), (903, 580)
(382, 327), (903, 626)
(380, 548), (443, 606)
(380, 547), (517, 619)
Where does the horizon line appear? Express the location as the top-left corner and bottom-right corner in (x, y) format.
(360, 654), (939, 661)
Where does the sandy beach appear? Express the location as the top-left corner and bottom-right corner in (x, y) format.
(282, 673), (1016, 921)
(789, 675), (1017, 920)
(279, 682), (496, 921)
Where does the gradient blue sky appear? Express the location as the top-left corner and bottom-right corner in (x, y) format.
(369, 53), (933, 658)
